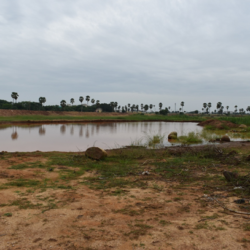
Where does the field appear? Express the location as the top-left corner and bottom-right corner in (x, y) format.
(1, 143), (250, 249)
(1, 110), (250, 249)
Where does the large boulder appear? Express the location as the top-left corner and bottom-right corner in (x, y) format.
(239, 124), (247, 129)
(168, 132), (177, 140)
(85, 147), (107, 160)
(220, 135), (230, 142)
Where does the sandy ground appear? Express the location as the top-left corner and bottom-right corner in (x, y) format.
(1, 143), (250, 250)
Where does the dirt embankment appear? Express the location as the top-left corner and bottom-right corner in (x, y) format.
(0, 110), (128, 117)
(198, 119), (238, 129)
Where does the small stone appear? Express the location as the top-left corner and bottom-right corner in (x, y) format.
(168, 132), (177, 139)
(220, 135), (230, 142)
(223, 170), (238, 182)
(85, 147), (107, 160)
(234, 199), (245, 204)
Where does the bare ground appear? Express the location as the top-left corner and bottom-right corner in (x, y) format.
(1, 144), (250, 250)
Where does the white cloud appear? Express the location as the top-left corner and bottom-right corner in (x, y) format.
(0, 0), (250, 110)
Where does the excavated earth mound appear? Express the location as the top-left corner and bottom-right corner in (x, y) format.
(198, 119), (237, 129)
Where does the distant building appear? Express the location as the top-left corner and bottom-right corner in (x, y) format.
(96, 108), (102, 113)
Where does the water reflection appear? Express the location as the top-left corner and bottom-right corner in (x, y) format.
(60, 125), (66, 135)
(2, 121), (245, 152)
(39, 126), (46, 136)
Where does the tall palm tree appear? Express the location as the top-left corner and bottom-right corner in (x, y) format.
(91, 98), (95, 105)
(235, 105), (238, 113)
(70, 98), (75, 106)
(60, 100), (66, 110)
(110, 102), (115, 112)
(86, 95), (90, 106)
(114, 102), (118, 111)
(141, 104), (144, 112)
(136, 105), (139, 112)
(149, 104), (153, 112)
(96, 100), (100, 108)
(217, 102), (222, 110)
(208, 102), (212, 113)
(226, 106), (229, 113)
(11, 92), (19, 103)
(180, 101), (184, 112)
(79, 96), (84, 112)
(144, 104), (149, 112)
(39, 97), (46, 108)
(159, 102), (163, 111)
(168, 106), (171, 112)
(203, 103), (207, 110)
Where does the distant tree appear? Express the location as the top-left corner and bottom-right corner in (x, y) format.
(235, 105), (238, 113)
(149, 104), (153, 112)
(79, 96), (84, 112)
(141, 104), (144, 112)
(70, 98), (75, 106)
(136, 105), (139, 112)
(180, 101), (184, 112)
(203, 103), (207, 110)
(39, 97), (46, 108)
(86, 96), (90, 106)
(114, 102), (118, 111)
(110, 102), (115, 112)
(96, 100), (100, 108)
(144, 104), (149, 112)
(128, 103), (131, 110)
(226, 106), (229, 113)
(246, 106), (250, 113)
(60, 100), (67, 110)
(208, 102), (212, 113)
(91, 98), (95, 105)
(168, 106), (171, 112)
(159, 102), (163, 111)
(11, 92), (19, 103)
(217, 102), (222, 110)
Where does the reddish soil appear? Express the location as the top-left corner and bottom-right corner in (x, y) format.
(1, 144), (250, 249)
(0, 110), (128, 117)
(198, 119), (238, 129)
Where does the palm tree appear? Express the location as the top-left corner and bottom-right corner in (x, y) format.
(114, 102), (118, 111)
(39, 97), (46, 108)
(60, 100), (67, 110)
(96, 100), (100, 108)
(128, 103), (131, 112)
(235, 105), (238, 113)
(226, 106), (229, 113)
(11, 92), (19, 103)
(180, 101), (184, 112)
(159, 102), (163, 111)
(149, 104), (153, 112)
(144, 104), (149, 112)
(246, 106), (250, 113)
(141, 104), (144, 112)
(203, 103), (207, 110)
(79, 96), (84, 112)
(217, 102), (222, 110)
(70, 98), (75, 106)
(91, 99), (95, 105)
(110, 102), (115, 112)
(136, 105), (139, 112)
(208, 102), (212, 113)
(168, 106), (171, 113)
(86, 95), (90, 106)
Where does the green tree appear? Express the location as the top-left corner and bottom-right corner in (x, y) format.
(11, 92), (19, 103)
(60, 100), (67, 110)
(217, 102), (222, 110)
(180, 101), (184, 112)
(39, 97), (46, 108)
(149, 104), (153, 112)
(91, 98), (95, 105)
(208, 102), (212, 113)
(70, 98), (75, 106)
(144, 104), (149, 112)
(159, 102), (163, 111)
(86, 95), (90, 106)
(79, 96), (84, 112)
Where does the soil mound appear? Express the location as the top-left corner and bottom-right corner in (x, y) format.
(198, 119), (237, 129)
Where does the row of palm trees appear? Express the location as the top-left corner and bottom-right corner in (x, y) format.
(10, 92), (249, 114)
(202, 102), (249, 114)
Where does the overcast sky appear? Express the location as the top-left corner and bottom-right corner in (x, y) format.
(1, 0), (250, 111)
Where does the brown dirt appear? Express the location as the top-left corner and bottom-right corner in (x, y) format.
(1, 146), (250, 250)
(0, 110), (128, 117)
(198, 119), (238, 129)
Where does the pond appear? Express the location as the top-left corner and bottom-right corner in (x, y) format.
(0, 121), (246, 152)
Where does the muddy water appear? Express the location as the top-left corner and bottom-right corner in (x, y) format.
(0, 122), (204, 152)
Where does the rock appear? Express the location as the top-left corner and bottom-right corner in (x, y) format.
(233, 199), (245, 204)
(239, 124), (247, 129)
(168, 132), (177, 139)
(220, 135), (230, 142)
(246, 155), (250, 161)
(223, 170), (238, 182)
(85, 147), (107, 160)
